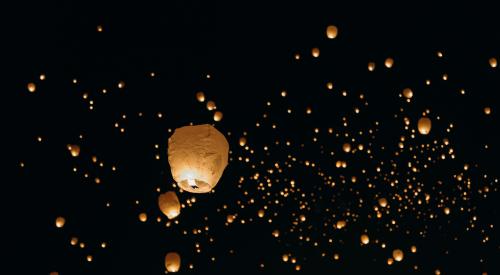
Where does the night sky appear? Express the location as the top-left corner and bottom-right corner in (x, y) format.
(8, 1), (500, 274)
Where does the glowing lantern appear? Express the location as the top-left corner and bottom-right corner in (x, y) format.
(411, 245), (417, 253)
(67, 144), (80, 157)
(484, 107), (491, 115)
(213, 111), (223, 122)
(342, 143), (351, 153)
(206, 101), (216, 111)
(417, 117), (432, 135)
(403, 88), (413, 99)
(368, 62), (375, 72)
(387, 258), (394, 265)
(272, 229), (280, 237)
(227, 214), (235, 223)
(360, 234), (370, 245)
(49, 272), (59, 275)
(55, 217), (66, 228)
(258, 209), (265, 218)
(196, 91), (205, 102)
(27, 82), (36, 93)
(138, 213), (147, 222)
(282, 254), (289, 262)
(378, 198), (388, 207)
(168, 124), (229, 193)
(326, 25), (338, 39)
(336, 220), (346, 229)
(489, 57), (498, 68)
(158, 191), (181, 219)
(444, 207), (450, 215)
(165, 252), (181, 272)
(239, 136), (247, 147)
(311, 48), (320, 58)
(393, 249), (404, 262)
(384, 57), (394, 68)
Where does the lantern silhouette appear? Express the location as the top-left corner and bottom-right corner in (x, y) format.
(168, 124), (229, 193)
(158, 191), (181, 219)
(165, 252), (181, 272)
(417, 117), (432, 135)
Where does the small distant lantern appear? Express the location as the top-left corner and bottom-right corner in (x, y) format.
(403, 88), (413, 99)
(489, 57), (497, 68)
(213, 111), (223, 122)
(311, 47), (320, 58)
(196, 91), (205, 102)
(384, 57), (394, 68)
(326, 25), (338, 39)
(165, 252), (181, 272)
(67, 144), (80, 157)
(393, 249), (404, 262)
(417, 117), (432, 135)
(168, 124), (229, 193)
(55, 216), (66, 228)
(158, 191), (181, 219)
(361, 234), (370, 245)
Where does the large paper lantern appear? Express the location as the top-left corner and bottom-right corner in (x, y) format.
(168, 124), (229, 193)
(417, 117), (432, 135)
(165, 252), (181, 272)
(158, 191), (181, 219)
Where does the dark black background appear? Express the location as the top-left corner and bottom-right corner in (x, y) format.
(7, 1), (500, 274)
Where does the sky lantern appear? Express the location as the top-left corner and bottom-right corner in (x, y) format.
(239, 136), (247, 147)
(165, 252), (181, 272)
(384, 57), (394, 68)
(168, 124), (229, 193)
(311, 47), (320, 58)
(417, 117), (432, 135)
(158, 191), (181, 219)
(138, 213), (147, 222)
(213, 111), (223, 122)
(206, 101), (216, 111)
(55, 216), (66, 228)
(393, 249), (404, 262)
(378, 197), (388, 207)
(489, 57), (497, 68)
(342, 143), (351, 153)
(360, 234), (370, 245)
(403, 88), (413, 99)
(326, 25), (338, 39)
(272, 229), (280, 237)
(196, 91), (205, 102)
(336, 220), (346, 229)
(258, 209), (265, 218)
(411, 245), (417, 253)
(27, 82), (36, 93)
(484, 107), (491, 115)
(368, 62), (375, 72)
(67, 144), (80, 157)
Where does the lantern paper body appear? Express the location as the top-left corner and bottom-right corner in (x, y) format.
(158, 191), (181, 219)
(165, 252), (181, 272)
(417, 117), (432, 135)
(168, 124), (229, 193)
